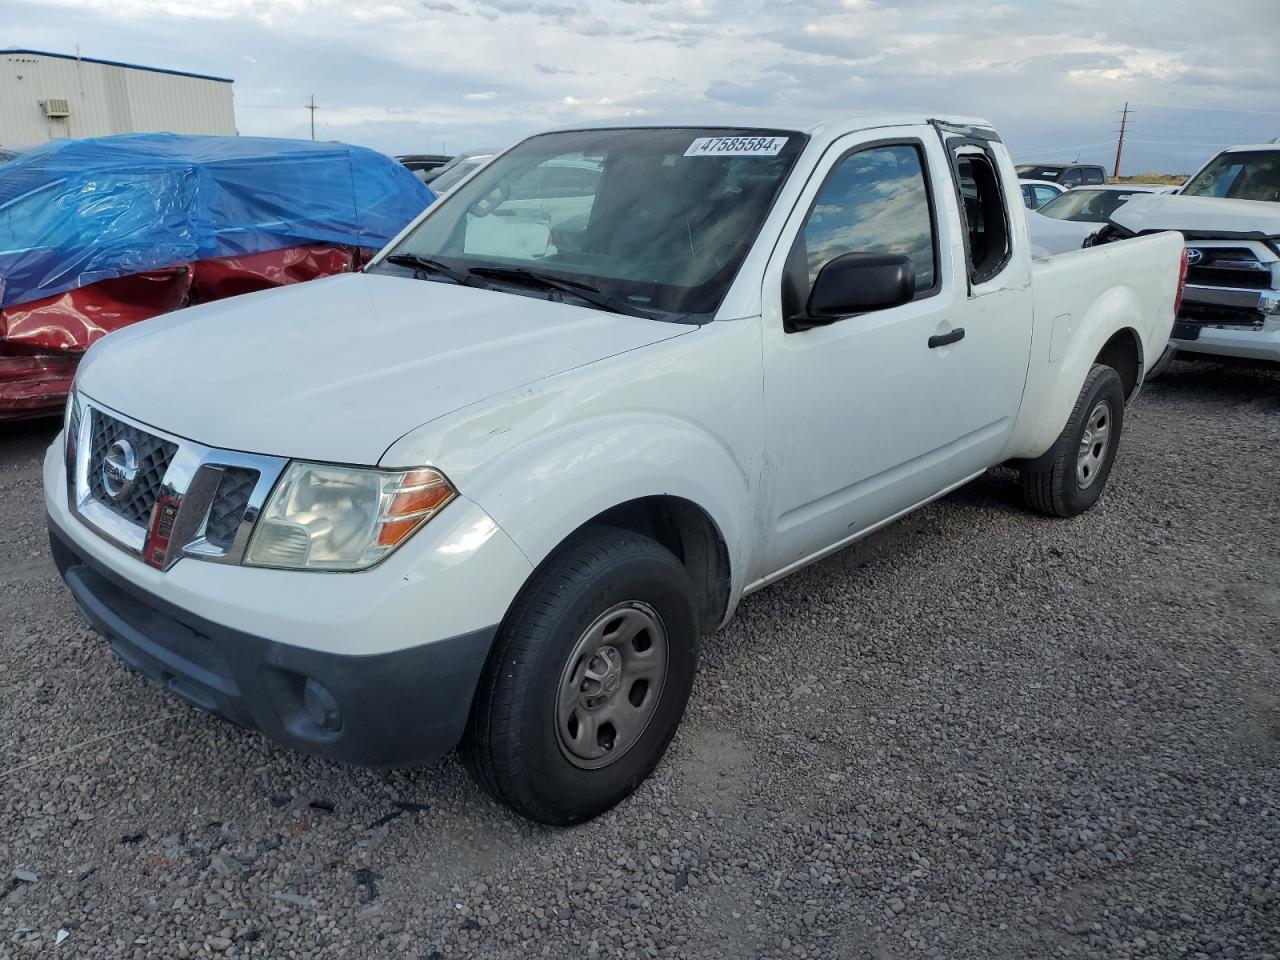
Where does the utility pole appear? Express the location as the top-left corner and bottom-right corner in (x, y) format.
(1113, 102), (1131, 179)
(307, 95), (317, 141)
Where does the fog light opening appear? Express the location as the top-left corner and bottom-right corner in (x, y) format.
(303, 677), (343, 734)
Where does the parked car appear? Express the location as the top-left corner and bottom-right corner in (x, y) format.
(1025, 184), (1169, 256)
(397, 153), (452, 175)
(1015, 162), (1108, 188)
(1095, 144), (1280, 367)
(46, 114), (1184, 825)
(0, 134), (434, 419)
(1021, 179), (1066, 209)
(1025, 209), (1101, 258)
(421, 149), (500, 191)
(1036, 184), (1169, 224)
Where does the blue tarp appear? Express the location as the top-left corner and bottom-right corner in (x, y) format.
(0, 133), (435, 308)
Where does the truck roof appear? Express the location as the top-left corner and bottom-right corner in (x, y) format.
(1218, 143), (1280, 153)
(1017, 161), (1103, 168)
(545, 112), (995, 143)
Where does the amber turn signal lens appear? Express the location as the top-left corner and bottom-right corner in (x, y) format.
(376, 469), (456, 548)
(377, 515), (427, 547)
(388, 475), (454, 517)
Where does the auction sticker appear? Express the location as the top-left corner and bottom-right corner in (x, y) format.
(685, 136), (789, 157)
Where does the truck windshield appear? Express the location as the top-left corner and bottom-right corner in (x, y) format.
(375, 127), (807, 322)
(1182, 151), (1280, 203)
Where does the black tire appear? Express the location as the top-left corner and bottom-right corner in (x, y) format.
(1020, 363), (1126, 518)
(462, 525), (699, 825)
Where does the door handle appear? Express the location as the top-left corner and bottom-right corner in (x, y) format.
(928, 327), (965, 348)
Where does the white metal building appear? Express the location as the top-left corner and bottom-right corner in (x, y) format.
(0, 49), (235, 149)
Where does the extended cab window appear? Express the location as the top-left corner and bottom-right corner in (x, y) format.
(1084, 168), (1105, 185)
(954, 150), (1011, 284)
(799, 144), (937, 294)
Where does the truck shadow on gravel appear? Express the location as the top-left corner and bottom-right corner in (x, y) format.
(1146, 359), (1280, 407)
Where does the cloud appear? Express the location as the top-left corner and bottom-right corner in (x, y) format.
(705, 79), (779, 108)
(2, 0), (1276, 173)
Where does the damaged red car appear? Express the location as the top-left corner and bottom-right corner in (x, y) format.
(0, 133), (434, 419)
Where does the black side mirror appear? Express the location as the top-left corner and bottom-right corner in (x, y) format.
(793, 252), (915, 330)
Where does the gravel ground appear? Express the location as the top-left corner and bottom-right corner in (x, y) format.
(1, 360), (1278, 960)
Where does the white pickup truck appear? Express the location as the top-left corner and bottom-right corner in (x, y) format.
(45, 114), (1184, 825)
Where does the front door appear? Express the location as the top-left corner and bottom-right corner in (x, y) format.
(756, 127), (1031, 581)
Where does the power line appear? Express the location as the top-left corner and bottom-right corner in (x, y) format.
(1014, 140), (1115, 156)
(1132, 102), (1280, 117)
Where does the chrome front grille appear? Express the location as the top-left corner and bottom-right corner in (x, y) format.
(87, 410), (178, 527)
(67, 394), (287, 569)
(1185, 247), (1273, 292)
(1179, 241), (1280, 327)
(204, 468), (260, 550)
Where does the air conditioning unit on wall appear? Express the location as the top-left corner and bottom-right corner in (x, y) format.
(42, 98), (71, 118)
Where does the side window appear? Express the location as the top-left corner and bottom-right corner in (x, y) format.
(1021, 184), (1035, 208)
(952, 150), (1011, 285)
(1059, 168), (1083, 187)
(1085, 167), (1105, 185)
(798, 144), (937, 295)
(1035, 185), (1060, 207)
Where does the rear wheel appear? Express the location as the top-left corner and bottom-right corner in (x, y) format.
(1020, 363), (1126, 518)
(462, 526), (699, 825)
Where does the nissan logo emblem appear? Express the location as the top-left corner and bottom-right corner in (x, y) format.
(102, 438), (139, 502)
(1186, 248), (1204, 266)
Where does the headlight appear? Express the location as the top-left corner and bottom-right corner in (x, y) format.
(244, 462), (456, 571)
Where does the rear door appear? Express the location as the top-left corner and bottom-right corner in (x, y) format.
(933, 129), (1036, 477)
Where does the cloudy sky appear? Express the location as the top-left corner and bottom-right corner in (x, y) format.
(5, 0), (1278, 174)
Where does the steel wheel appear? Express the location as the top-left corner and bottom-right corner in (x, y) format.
(1076, 399), (1113, 489)
(555, 601), (669, 770)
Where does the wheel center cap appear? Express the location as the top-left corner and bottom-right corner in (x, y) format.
(581, 645), (623, 706)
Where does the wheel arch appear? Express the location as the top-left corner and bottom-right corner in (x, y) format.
(499, 494), (734, 636)
(579, 496), (731, 632)
(1093, 326), (1144, 401)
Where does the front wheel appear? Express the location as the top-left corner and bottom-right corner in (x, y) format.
(1020, 363), (1126, 518)
(462, 526), (699, 825)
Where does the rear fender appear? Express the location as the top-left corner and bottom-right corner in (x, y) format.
(1008, 231), (1181, 460)
(1005, 286), (1144, 460)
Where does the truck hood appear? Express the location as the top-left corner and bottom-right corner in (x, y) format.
(1109, 193), (1280, 240)
(76, 272), (691, 464)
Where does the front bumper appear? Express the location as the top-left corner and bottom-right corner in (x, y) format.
(50, 520), (496, 767)
(1170, 317), (1280, 365)
(44, 437), (535, 768)
(1173, 282), (1280, 365)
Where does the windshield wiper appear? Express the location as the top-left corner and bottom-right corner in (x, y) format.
(465, 266), (655, 319)
(382, 253), (475, 286)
